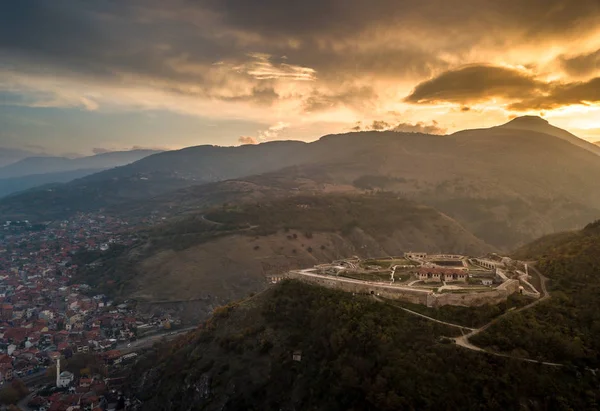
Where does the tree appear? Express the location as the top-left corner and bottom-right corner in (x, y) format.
(10, 379), (29, 398)
(0, 387), (19, 405)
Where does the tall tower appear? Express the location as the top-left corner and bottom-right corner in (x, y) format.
(525, 263), (529, 276)
(56, 358), (60, 387)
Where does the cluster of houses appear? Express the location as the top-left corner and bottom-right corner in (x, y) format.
(23, 353), (140, 411)
(0, 213), (180, 388)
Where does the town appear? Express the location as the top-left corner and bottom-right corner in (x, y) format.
(0, 214), (185, 410)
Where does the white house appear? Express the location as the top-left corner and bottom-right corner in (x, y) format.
(7, 344), (17, 356)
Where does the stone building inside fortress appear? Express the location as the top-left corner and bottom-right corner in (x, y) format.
(417, 267), (468, 283)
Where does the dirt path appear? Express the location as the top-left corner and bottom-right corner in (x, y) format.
(377, 264), (561, 367)
(374, 296), (475, 331)
(455, 264), (550, 344)
(453, 264), (558, 365)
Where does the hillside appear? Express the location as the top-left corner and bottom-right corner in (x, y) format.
(497, 116), (600, 157)
(471, 221), (600, 367)
(1, 118), (599, 249)
(129, 280), (599, 410)
(74, 194), (494, 321)
(0, 142), (320, 220)
(117, 128), (600, 249)
(0, 149), (160, 179)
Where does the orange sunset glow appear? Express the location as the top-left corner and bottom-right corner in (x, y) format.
(1, 1), (600, 154)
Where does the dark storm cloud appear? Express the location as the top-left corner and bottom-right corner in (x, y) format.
(0, 1), (276, 103)
(2, 0), (600, 114)
(405, 64), (600, 111)
(560, 49), (600, 77)
(4, 0), (599, 81)
(405, 65), (545, 104)
(206, 0), (600, 41)
(508, 77), (600, 111)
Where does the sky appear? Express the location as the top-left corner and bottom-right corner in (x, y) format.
(1, 0), (600, 156)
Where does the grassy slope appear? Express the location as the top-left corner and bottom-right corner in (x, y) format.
(75, 193), (494, 322)
(131, 281), (599, 411)
(472, 221), (600, 367)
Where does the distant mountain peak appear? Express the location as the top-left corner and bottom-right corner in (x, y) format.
(497, 115), (600, 156)
(504, 115), (549, 126)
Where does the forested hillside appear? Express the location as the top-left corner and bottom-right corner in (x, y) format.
(472, 221), (600, 367)
(130, 280), (599, 411)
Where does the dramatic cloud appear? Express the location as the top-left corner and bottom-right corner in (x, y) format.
(238, 136), (258, 145)
(508, 77), (600, 111)
(234, 53), (316, 81)
(405, 64), (600, 113)
(405, 65), (544, 104)
(560, 49), (600, 77)
(2, 0), (600, 151)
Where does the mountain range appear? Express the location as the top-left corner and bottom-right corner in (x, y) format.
(0, 148), (39, 168)
(496, 116), (600, 157)
(0, 149), (161, 198)
(1, 116), (598, 249)
(0, 149), (161, 179)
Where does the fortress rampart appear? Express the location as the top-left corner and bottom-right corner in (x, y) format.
(285, 270), (520, 308)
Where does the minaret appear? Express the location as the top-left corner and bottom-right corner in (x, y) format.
(56, 358), (60, 387)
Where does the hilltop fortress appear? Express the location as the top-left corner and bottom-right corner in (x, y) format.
(272, 253), (540, 308)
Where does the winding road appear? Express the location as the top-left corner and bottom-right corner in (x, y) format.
(454, 263), (550, 350)
(376, 263), (560, 366)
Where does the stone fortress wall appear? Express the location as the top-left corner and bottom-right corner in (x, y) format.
(430, 279), (520, 307)
(286, 270), (430, 304)
(284, 270), (521, 308)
